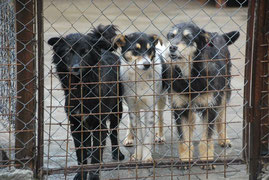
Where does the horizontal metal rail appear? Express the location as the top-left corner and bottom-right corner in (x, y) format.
(43, 158), (245, 176)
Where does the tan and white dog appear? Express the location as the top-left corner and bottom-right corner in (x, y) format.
(114, 32), (167, 162)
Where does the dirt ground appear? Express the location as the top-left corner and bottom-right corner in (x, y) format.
(43, 0), (248, 179)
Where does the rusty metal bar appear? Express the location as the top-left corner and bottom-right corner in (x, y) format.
(67, 137), (240, 149)
(67, 74), (239, 86)
(46, 120), (241, 127)
(0, 96), (21, 99)
(50, 57), (240, 70)
(0, 129), (34, 133)
(42, 158), (245, 176)
(243, 0), (256, 164)
(36, 0), (44, 179)
(15, 0), (36, 170)
(68, 88), (241, 100)
(44, 121), (242, 132)
(247, 0), (268, 179)
(0, 64), (20, 66)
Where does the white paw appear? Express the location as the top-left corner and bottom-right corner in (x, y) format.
(155, 132), (165, 143)
(142, 148), (153, 162)
(123, 136), (134, 147)
(143, 156), (153, 163)
(130, 153), (142, 161)
(218, 139), (231, 148)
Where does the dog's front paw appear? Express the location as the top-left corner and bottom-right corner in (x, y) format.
(143, 156), (153, 163)
(73, 172), (88, 180)
(179, 158), (193, 170)
(155, 132), (165, 143)
(218, 139), (231, 148)
(200, 164), (216, 170)
(130, 154), (137, 161)
(130, 153), (142, 161)
(123, 136), (134, 147)
(179, 164), (191, 170)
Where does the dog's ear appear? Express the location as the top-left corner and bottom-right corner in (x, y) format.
(200, 30), (214, 48)
(95, 24), (118, 40)
(48, 37), (61, 46)
(112, 34), (126, 47)
(201, 30), (211, 44)
(222, 31), (240, 45)
(150, 34), (163, 46)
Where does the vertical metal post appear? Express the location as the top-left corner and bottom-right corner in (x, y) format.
(15, 0), (36, 169)
(37, 0), (44, 178)
(243, 0), (256, 161)
(245, 0), (268, 179)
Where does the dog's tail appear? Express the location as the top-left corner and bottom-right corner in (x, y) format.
(87, 24), (119, 51)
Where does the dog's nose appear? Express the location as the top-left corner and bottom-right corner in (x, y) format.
(143, 64), (150, 70)
(169, 45), (178, 53)
(72, 64), (80, 75)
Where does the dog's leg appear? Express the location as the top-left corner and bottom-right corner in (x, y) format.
(216, 106), (231, 148)
(123, 112), (135, 147)
(131, 111), (143, 161)
(90, 118), (108, 180)
(155, 96), (166, 143)
(109, 102), (125, 161)
(70, 116), (89, 180)
(175, 109), (194, 169)
(199, 108), (216, 170)
(142, 110), (154, 162)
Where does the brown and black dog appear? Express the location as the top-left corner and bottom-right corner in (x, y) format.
(165, 22), (239, 169)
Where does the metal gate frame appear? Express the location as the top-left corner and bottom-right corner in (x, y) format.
(244, 0), (269, 180)
(31, 0), (269, 179)
(15, 0), (36, 171)
(37, 0), (44, 178)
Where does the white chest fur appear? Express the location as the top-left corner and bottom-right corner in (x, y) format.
(120, 56), (163, 109)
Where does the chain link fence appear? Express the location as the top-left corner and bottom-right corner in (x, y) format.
(0, 0), (16, 168)
(261, 17), (269, 176)
(0, 0), (36, 179)
(43, 0), (248, 179)
(5, 0), (269, 180)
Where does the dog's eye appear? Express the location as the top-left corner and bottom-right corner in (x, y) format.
(133, 46), (141, 54)
(134, 46), (140, 52)
(170, 33), (175, 38)
(62, 48), (70, 55)
(80, 49), (88, 55)
(150, 54), (155, 61)
(64, 48), (69, 52)
(185, 34), (193, 40)
(132, 50), (138, 56)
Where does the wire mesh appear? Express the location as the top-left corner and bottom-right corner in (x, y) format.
(0, 0), (16, 169)
(43, 0), (249, 179)
(0, 1), (37, 178)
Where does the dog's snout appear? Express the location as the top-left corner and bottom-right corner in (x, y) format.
(72, 64), (80, 75)
(143, 63), (150, 70)
(169, 45), (178, 53)
(72, 64), (79, 70)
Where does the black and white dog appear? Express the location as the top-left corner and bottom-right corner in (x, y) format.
(113, 33), (167, 162)
(165, 22), (239, 169)
(48, 24), (124, 180)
